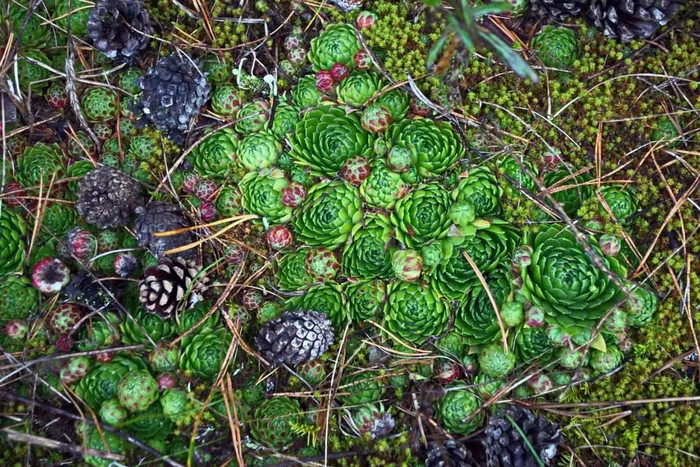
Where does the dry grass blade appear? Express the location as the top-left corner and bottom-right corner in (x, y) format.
(162, 214), (259, 255)
(2, 428), (124, 461)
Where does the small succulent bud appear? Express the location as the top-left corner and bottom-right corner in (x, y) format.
(512, 245), (533, 271)
(599, 234), (621, 256)
(240, 289), (263, 310)
(181, 173), (200, 193)
(435, 361), (461, 383)
(341, 156), (371, 186)
(354, 50), (372, 69)
(330, 63), (351, 81)
(315, 71), (335, 93)
(114, 253), (138, 277)
(392, 249), (423, 281)
(66, 228), (98, 261)
(267, 225), (293, 250)
(281, 182), (307, 208)
(356, 11), (377, 30)
(525, 306), (546, 327)
(5, 320), (28, 340)
(501, 301), (524, 327)
(55, 335), (74, 352)
(194, 179), (218, 202)
(158, 373), (177, 390)
(199, 201), (217, 222)
(32, 257), (71, 294)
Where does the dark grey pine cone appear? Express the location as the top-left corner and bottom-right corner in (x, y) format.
(425, 440), (475, 467)
(528, 0), (588, 21)
(139, 256), (206, 318)
(133, 202), (195, 260)
(76, 167), (143, 230)
(87, 0), (153, 61)
(484, 406), (561, 467)
(255, 310), (334, 367)
(587, 0), (681, 43)
(62, 273), (124, 312)
(137, 53), (211, 143)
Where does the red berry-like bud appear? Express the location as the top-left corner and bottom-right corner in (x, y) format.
(356, 11), (377, 30)
(32, 257), (71, 294)
(5, 320), (28, 340)
(330, 63), (350, 81)
(281, 182), (307, 208)
(66, 227), (98, 261)
(266, 225), (293, 250)
(240, 289), (263, 310)
(199, 201), (217, 222)
(361, 104), (392, 133)
(2, 181), (26, 207)
(49, 303), (82, 335)
(354, 50), (372, 70)
(525, 306), (546, 327)
(194, 179), (218, 202)
(114, 253), (138, 277)
(599, 234), (621, 257)
(96, 351), (114, 363)
(315, 71), (335, 93)
(55, 335), (73, 352)
(410, 98), (432, 117)
(341, 156), (370, 186)
(45, 83), (69, 110)
(158, 373), (177, 390)
(181, 173), (200, 193)
(435, 361), (461, 383)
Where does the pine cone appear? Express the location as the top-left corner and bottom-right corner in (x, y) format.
(529, 0), (588, 21)
(133, 202), (195, 260)
(587, 0), (681, 42)
(425, 440), (476, 467)
(137, 54), (211, 142)
(87, 0), (153, 61)
(138, 256), (207, 318)
(484, 406), (561, 467)
(76, 167), (143, 230)
(255, 310), (334, 367)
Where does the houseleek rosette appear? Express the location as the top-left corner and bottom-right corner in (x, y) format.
(454, 265), (512, 345)
(308, 23), (361, 70)
(293, 180), (363, 250)
(342, 213), (395, 280)
(345, 280), (386, 323)
(521, 225), (626, 337)
(285, 283), (347, 329)
(543, 168), (592, 217)
(291, 105), (374, 176)
(384, 280), (449, 344)
(239, 169), (293, 224)
(452, 166), (503, 217)
(430, 220), (519, 300)
(192, 128), (238, 180)
(391, 182), (452, 248)
(387, 118), (464, 179)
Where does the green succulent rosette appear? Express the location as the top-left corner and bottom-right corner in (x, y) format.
(5, 2), (50, 47)
(375, 88), (410, 121)
(623, 284), (658, 328)
(438, 389), (483, 436)
(81, 87), (118, 123)
(210, 84), (242, 116)
(531, 25), (578, 68)
(179, 327), (232, 381)
(77, 312), (121, 351)
(42, 202), (79, 238)
(292, 180), (363, 250)
(292, 76), (322, 109)
(249, 397), (302, 449)
(387, 118), (464, 179)
(83, 425), (127, 467)
(359, 160), (408, 210)
(238, 130), (283, 171)
(177, 301), (221, 346)
(478, 344), (516, 378)
(192, 128), (239, 180)
(17, 49), (51, 91)
(121, 400), (174, 440)
(336, 71), (382, 107)
(342, 213), (395, 280)
(235, 100), (269, 135)
(272, 102), (300, 139)
(598, 186), (639, 223)
(216, 186), (242, 217)
(285, 283), (347, 329)
(54, 0), (92, 37)
(276, 248), (315, 291)
(498, 155), (537, 193)
(430, 220), (519, 300)
(384, 280), (449, 344)
(0, 275), (39, 322)
(339, 372), (384, 406)
(0, 209), (27, 277)
(543, 168), (593, 217)
(521, 225), (627, 337)
(76, 355), (148, 409)
(345, 280), (386, 323)
(16, 142), (64, 188)
(391, 182), (452, 248)
(65, 160), (95, 199)
(239, 169), (293, 224)
(127, 134), (158, 161)
(308, 23), (361, 70)
(514, 326), (556, 363)
(291, 105), (374, 177)
(454, 265), (512, 345)
(452, 167), (503, 217)
(120, 309), (176, 345)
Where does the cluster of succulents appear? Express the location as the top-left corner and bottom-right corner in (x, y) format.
(0, 0), (691, 465)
